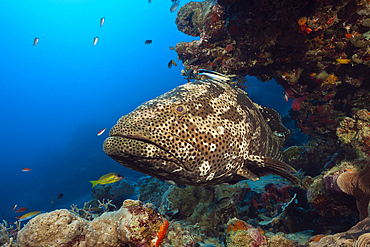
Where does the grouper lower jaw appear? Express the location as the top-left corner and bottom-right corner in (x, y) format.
(103, 136), (181, 165)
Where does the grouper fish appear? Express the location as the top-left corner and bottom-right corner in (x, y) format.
(103, 79), (300, 186)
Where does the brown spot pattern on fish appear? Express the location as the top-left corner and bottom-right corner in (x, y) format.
(103, 79), (299, 185)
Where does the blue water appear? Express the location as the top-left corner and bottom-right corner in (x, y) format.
(0, 0), (291, 223)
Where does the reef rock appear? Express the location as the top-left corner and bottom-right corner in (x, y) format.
(17, 200), (167, 247)
(225, 218), (268, 247)
(337, 164), (370, 221)
(309, 217), (370, 247)
(337, 109), (370, 159)
(306, 161), (358, 218)
(175, 0), (370, 144)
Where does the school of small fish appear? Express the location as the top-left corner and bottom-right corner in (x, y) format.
(16, 0), (183, 226)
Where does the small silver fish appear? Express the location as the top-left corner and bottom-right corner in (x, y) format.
(33, 38), (39, 46)
(93, 37), (98, 46)
(170, 2), (179, 12)
(100, 17), (105, 27)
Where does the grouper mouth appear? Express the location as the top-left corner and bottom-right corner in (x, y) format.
(103, 130), (198, 172)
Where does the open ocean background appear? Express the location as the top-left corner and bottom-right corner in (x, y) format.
(0, 0), (291, 223)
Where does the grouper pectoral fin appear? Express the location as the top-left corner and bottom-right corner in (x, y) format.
(239, 155), (301, 185)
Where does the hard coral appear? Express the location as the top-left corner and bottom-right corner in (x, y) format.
(173, 0), (370, 146)
(355, 233), (370, 247)
(337, 164), (370, 220)
(163, 222), (197, 247)
(306, 164), (358, 218)
(17, 200), (167, 247)
(226, 218), (251, 235)
(310, 217), (370, 247)
(225, 218), (267, 247)
(337, 109), (370, 158)
(175, 1), (205, 37)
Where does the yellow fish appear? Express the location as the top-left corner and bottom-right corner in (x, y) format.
(336, 58), (351, 64)
(89, 172), (124, 188)
(18, 211), (43, 222)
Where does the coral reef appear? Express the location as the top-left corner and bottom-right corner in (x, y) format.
(17, 200), (167, 247)
(283, 139), (347, 177)
(174, 0), (370, 146)
(0, 220), (20, 247)
(162, 222), (197, 247)
(90, 178), (136, 209)
(266, 233), (297, 247)
(337, 109), (370, 158)
(306, 161), (359, 218)
(337, 164), (370, 221)
(225, 218), (268, 247)
(160, 181), (255, 237)
(138, 176), (171, 208)
(309, 217), (370, 247)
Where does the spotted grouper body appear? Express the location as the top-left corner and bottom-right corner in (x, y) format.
(103, 79), (299, 185)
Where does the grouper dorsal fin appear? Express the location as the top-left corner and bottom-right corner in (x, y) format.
(239, 155), (300, 185)
(254, 103), (293, 139)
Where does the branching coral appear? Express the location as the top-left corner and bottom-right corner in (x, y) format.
(0, 219), (21, 247)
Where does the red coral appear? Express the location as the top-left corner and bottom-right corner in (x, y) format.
(292, 95), (308, 111)
(225, 44), (233, 52)
(156, 220), (169, 247)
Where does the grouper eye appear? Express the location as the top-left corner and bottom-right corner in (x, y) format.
(174, 104), (186, 115)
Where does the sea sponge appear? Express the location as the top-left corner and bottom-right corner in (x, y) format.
(337, 164), (370, 220)
(298, 17), (307, 26)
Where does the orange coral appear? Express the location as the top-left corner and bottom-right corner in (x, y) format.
(305, 34), (324, 49)
(155, 220), (169, 247)
(212, 11), (221, 22)
(298, 24), (312, 34)
(298, 17), (307, 26)
(226, 219), (249, 235)
(321, 74), (338, 86)
(326, 17), (335, 25)
(309, 234), (327, 242)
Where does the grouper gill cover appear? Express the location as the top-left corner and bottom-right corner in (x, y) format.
(103, 79), (299, 185)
